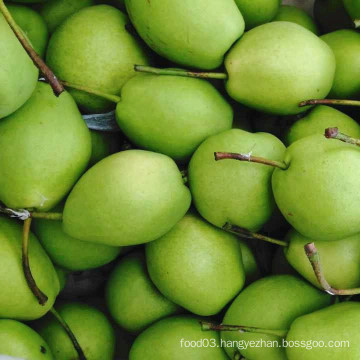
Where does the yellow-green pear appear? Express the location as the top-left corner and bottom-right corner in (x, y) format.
(0, 13), (38, 118)
(46, 5), (151, 113)
(225, 22), (335, 115)
(129, 315), (228, 360)
(221, 275), (331, 359)
(125, 0), (244, 70)
(106, 252), (181, 333)
(0, 319), (53, 360)
(32, 218), (122, 271)
(36, 302), (115, 360)
(188, 129), (286, 231)
(146, 212), (245, 316)
(63, 150), (191, 246)
(0, 216), (59, 320)
(0, 82), (91, 211)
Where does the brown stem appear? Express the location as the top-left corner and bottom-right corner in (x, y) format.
(214, 152), (288, 170)
(31, 212), (63, 220)
(134, 65), (228, 80)
(0, 0), (64, 96)
(305, 242), (360, 295)
(22, 218), (48, 305)
(299, 99), (360, 107)
(325, 127), (360, 147)
(50, 308), (87, 360)
(223, 223), (288, 247)
(200, 321), (288, 337)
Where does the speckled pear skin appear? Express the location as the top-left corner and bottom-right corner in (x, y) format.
(225, 22), (336, 115)
(7, 4), (49, 57)
(0, 14), (38, 119)
(188, 129), (286, 231)
(284, 105), (360, 145)
(146, 212), (246, 316)
(0, 82), (91, 211)
(273, 134), (360, 240)
(62, 150), (191, 246)
(125, 0), (244, 70)
(0, 217), (59, 321)
(116, 73), (233, 163)
(321, 30), (360, 99)
(129, 316), (229, 360)
(285, 229), (360, 289)
(106, 251), (181, 333)
(221, 275), (331, 360)
(46, 5), (151, 113)
(286, 302), (360, 360)
(0, 319), (53, 360)
(235, 0), (281, 29)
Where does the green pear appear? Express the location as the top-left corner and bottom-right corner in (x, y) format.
(188, 129), (286, 231)
(63, 149), (191, 246)
(96, 0), (125, 10)
(0, 217), (59, 320)
(54, 267), (68, 292)
(116, 73), (233, 163)
(239, 239), (261, 284)
(40, 0), (95, 33)
(235, 0), (281, 29)
(273, 5), (319, 34)
(286, 302), (360, 360)
(0, 319), (53, 360)
(125, 0), (244, 70)
(129, 315), (228, 360)
(7, 0), (48, 3)
(314, 0), (352, 33)
(284, 228), (360, 289)
(225, 22), (336, 115)
(106, 251), (181, 333)
(221, 275), (332, 360)
(36, 302), (115, 360)
(272, 134), (360, 240)
(321, 30), (360, 98)
(0, 13), (38, 119)
(0, 82), (91, 211)
(7, 4), (49, 57)
(343, 0), (360, 24)
(146, 212), (245, 316)
(46, 5), (151, 114)
(284, 105), (360, 145)
(89, 130), (121, 166)
(32, 217), (122, 271)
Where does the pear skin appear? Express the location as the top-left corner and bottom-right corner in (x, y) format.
(0, 82), (91, 211)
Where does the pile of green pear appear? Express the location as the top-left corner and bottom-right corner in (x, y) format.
(2, 0), (360, 359)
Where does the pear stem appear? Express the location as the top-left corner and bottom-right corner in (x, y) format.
(31, 212), (63, 220)
(62, 81), (121, 103)
(325, 127), (360, 147)
(0, 0), (64, 96)
(50, 308), (87, 360)
(22, 217), (48, 305)
(200, 322), (288, 337)
(134, 65), (228, 80)
(305, 242), (360, 295)
(299, 99), (360, 107)
(214, 152), (288, 170)
(223, 223), (288, 247)
(0, 204), (62, 221)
